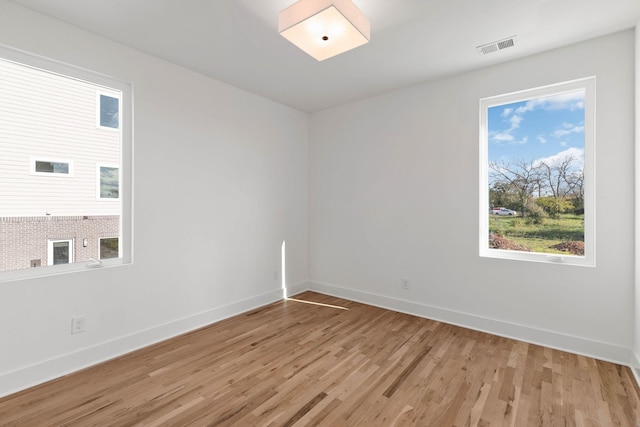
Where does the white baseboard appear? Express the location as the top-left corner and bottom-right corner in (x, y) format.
(284, 280), (310, 297)
(631, 352), (640, 388)
(309, 281), (634, 367)
(0, 285), (305, 399)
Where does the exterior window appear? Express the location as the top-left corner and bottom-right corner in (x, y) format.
(98, 165), (119, 199)
(48, 239), (74, 265)
(479, 77), (595, 266)
(99, 237), (119, 259)
(31, 159), (73, 176)
(98, 93), (120, 129)
(0, 45), (132, 281)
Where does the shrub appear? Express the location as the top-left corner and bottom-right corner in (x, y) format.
(535, 197), (574, 219)
(525, 203), (548, 225)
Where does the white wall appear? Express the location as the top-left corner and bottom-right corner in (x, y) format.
(309, 30), (636, 364)
(0, 1), (308, 397)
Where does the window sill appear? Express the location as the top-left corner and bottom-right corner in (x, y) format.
(0, 258), (132, 284)
(480, 248), (594, 267)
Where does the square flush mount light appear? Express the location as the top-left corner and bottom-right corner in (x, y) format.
(279, 0), (370, 61)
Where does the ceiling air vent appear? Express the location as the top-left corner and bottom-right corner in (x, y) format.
(477, 36), (518, 56)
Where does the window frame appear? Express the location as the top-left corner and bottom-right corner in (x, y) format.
(47, 239), (74, 266)
(479, 77), (596, 267)
(0, 43), (133, 282)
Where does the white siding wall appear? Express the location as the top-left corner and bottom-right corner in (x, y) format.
(0, 58), (120, 216)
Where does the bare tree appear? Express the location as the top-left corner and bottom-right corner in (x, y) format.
(489, 159), (543, 217)
(539, 155), (578, 198)
(565, 168), (585, 211)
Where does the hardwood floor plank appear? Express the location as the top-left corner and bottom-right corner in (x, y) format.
(1, 291), (639, 426)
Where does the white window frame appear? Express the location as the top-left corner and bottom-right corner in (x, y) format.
(0, 43), (133, 282)
(30, 157), (74, 177)
(479, 77), (595, 267)
(96, 91), (120, 131)
(97, 163), (120, 200)
(99, 237), (120, 260)
(47, 239), (74, 266)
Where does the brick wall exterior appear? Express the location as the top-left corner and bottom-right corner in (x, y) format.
(0, 216), (119, 272)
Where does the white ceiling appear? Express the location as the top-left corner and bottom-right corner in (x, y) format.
(8, 0), (640, 112)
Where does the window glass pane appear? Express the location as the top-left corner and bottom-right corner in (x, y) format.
(487, 90), (585, 256)
(0, 50), (129, 278)
(100, 238), (119, 259)
(52, 241), (70, 265)
(100, 94), (119, 129)
(35, 161), (69, 174)
(480, 78), (594, 266)
(100, 166), (119, 198)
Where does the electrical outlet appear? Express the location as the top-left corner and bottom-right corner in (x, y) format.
(401, 278), (410, 290)
(274, 270), (280, 281)
(71, 316), (86, 334)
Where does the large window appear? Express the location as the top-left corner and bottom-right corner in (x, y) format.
(479, 78), (595, 266)
(0, 45), (132, 281)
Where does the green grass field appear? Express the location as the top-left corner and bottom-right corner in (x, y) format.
(489, 214), (584, 254)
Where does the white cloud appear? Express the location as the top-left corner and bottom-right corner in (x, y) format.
(490, 112), (523, 143)
(543, 92), (585, 111)
(534, 147), (584, 168)
(552, 123), (584, 137)
(493, 90), (583, 145)
(515, 90), (584, 114)
(560, 141), (568, 147)
(492, 132), (514, 142)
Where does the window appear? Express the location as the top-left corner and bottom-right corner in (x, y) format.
(98, 92), (120, 129)
(98, 165), (119, 199)
(479, 77), (595, 266)
(31, 159), (73, 176)
(0, 44), (132, 282)
(48, 239), (74, 266)
(99, 237), (119, 259)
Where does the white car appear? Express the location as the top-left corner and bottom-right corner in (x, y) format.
(492, 207), (517, 216)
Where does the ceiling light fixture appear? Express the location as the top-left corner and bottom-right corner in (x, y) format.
(279, 0), (370, 61)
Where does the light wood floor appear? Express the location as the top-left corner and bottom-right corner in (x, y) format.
(1, 291), (639, 426)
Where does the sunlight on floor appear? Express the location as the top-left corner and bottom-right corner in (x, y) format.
(285, 298), (350, 311)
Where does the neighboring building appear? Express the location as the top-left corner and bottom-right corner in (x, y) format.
(0, 57), (121, 271)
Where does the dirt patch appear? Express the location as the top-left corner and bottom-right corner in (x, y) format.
(550, 241), (584, 256)
(489, 234), (530, 252)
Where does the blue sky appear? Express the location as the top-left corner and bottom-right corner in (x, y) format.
(488, 90), (585, 168)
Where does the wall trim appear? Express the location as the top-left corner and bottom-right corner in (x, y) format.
(309, 280), (634, 367)
(0, 284), (305, 398)
(285, 280), (311, 298)
(632, 352), (640, 389)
